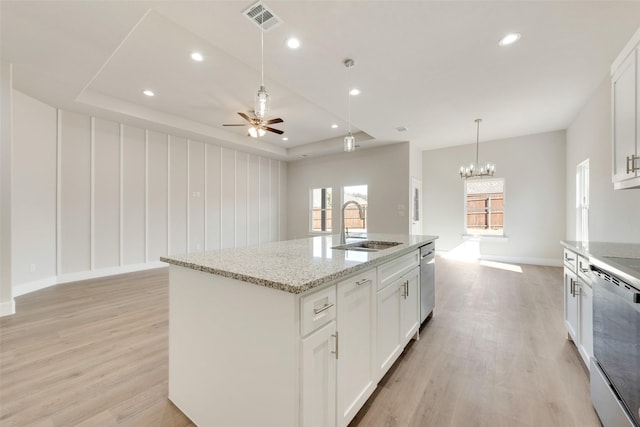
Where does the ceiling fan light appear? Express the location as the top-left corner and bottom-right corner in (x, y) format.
(344, 133), (356, 152)
(248, 126), (258, 138)
(255, 85), (270, 119)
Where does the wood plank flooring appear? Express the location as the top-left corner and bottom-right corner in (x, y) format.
(0, 258), (600, 427)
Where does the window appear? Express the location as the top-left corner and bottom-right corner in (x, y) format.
(576, 160), (589, 242)
(465, 179), (504, 236)
(311, 187), (332, 233)
(343, 185), (368, 236)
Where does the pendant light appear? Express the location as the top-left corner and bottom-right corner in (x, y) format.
(344, 58), (356, 152)
(459, 119), (495, 179)
(254, 2), (270, 119)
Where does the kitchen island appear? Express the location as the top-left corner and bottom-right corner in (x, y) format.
(161, 233), (437, 427)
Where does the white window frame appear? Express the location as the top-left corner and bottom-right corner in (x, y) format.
(576, 159), (589, 243)
(463, 178), (506, 239)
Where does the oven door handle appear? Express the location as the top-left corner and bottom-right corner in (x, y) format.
(593, 275), (640, 307)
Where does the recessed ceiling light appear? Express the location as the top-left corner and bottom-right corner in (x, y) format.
(190, 51), (204, 62)
(143, 89), (155, 97)
(498, 33), (521, 46)
(349, 88), (361, 96)
(282, 137), (289, 141)
(331, 124), (338, 129)
(286, 37), (300, 49)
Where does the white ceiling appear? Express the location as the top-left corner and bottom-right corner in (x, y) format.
(2, 1), (640, 161)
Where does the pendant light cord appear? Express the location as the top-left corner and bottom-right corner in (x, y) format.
(347, 89), (351, 133)
(475, 118), (481, 166)
(260, 2), (264, 86)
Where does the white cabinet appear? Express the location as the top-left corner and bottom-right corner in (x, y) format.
(376, 262), (420, 377)
(564, 267), (579, 341)
(336, 269), (376, 427)
(400, 266), (420, 342)
(562, 247), (594, 370)
(301, 320), (337, 427)
(611, 29), (640, 189)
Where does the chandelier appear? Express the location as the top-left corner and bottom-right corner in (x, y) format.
(459, 118), (495, 179)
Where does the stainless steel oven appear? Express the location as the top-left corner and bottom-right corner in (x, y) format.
(590, 259), (640, 427)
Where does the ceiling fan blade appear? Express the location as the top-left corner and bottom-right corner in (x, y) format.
(263, 126), (284, 135)
(263, 118), (284, 125)
(222, 124), (247, 126)
(238, 112), (253, 123)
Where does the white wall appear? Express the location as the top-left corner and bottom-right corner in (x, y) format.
(1, 63), (14, 315)
(566, 77), (640, 242)
(11, 90), (287, 297)
(286, 143), (411, 239)
(423, 131), (566, 265)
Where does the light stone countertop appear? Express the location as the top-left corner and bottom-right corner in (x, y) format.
(561, 240), (640, 286)
(161, 233), (438, 294)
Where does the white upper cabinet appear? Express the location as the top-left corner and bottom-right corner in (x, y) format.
(611, 28), (640, 190)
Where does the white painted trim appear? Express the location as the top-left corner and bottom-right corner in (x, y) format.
(0, 299), (15, 317)
(90, 116), (95, 270)
(204, 144), (208, 251)
(234, 150), (237, 248)
(167, 135), (172, 255)
(462, 234), (508, 242)
(144, 129), (149, 262)
(12, 261), (168, 298)
(219, 147), (223, 249)
(186, 139), (191, 252)
(611, 26), (640, 74)
(119, 123), (125, 266)
(56, 109), (62, 275)
(436, 250), (562, 268)
(246, 152), (250, 246)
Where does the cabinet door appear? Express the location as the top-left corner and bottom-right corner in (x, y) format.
(400, 267), (420, 343)
(578, 281), (594, 368)
(336, 270), (376, 427)
(612, 49), (637, 183)
(301, 320), (337, 427)
(376, 279), (402, 376)
(564, 268), (579, 342)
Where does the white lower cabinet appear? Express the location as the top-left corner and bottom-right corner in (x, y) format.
(336, 269), (377, 427)
(400, 267), (420, 342)
(301, 320), (337, 427)
(578, 278), (594, 367)
(564, 267), (579, 342)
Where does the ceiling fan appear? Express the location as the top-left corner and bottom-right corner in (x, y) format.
(223, 111), (284, 137)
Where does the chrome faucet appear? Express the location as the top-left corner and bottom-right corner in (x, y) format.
(340, 200), (365, 244)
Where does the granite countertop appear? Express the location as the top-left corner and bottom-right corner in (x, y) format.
(561, 240), (640, 286)
(161, 233), (438, 294)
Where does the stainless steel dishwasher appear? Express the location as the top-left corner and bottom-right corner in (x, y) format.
(420, 242), (435, 324)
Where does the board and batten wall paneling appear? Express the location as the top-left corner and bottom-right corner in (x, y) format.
(10, 90), (286, 296)
(169, 136), (188, 256)
(147, 131), (168, 261)
(122, 125), (146, 265)
(11, 91), (57, 285)
(93, 118), (120, 269)
(188, 140), (205, 252)
(235, 152), (248, 248)
(206, 145), (221, 251)
(247, 154), (260, 246)
(60, 110), (91, 274)
(220, 148), (236, 249)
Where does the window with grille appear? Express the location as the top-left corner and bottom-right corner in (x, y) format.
(465, 179), (504, 236)
(311, 188), (332, 233)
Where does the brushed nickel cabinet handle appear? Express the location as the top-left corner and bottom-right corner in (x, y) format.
(627, 155), (632, 174)
(356, 278), (372, 286)
(313, 303), (334, 315)
(331, 332), (339, 359)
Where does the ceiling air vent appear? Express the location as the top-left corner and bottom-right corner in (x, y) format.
(243, 2), (282, 32)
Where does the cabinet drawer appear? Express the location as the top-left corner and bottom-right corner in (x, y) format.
(301, 285), (337, 337)
(378, 250), (419, 291)
(577, 254), (590, 282)
(563, 248), (577, 272)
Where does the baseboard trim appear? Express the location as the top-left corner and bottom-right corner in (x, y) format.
(0, 299), (16, 317)
(480, 255), (562, 267)
(12, 261), (169, 298)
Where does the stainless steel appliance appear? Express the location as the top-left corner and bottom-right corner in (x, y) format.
(420, 242), (435, 324)
(590, 257), (640, 427)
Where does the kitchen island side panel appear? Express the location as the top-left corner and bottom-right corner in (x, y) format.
(168, 266), (299, 427)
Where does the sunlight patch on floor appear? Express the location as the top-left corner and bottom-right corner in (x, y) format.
(479, 260), (523, 273)
(441, 240), (480, 262)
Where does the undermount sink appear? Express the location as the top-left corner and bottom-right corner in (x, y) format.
(332, 240), (402, 252)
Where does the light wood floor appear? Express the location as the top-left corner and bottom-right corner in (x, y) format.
(0, 258), (600, 427)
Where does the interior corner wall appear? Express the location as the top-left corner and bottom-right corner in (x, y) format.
(11, 90), (287, 298)
(286, 143), (410, 239)
(566, 77), (640, 243)
(1, 62), (15, 316)
(423, 130), (566, 265)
